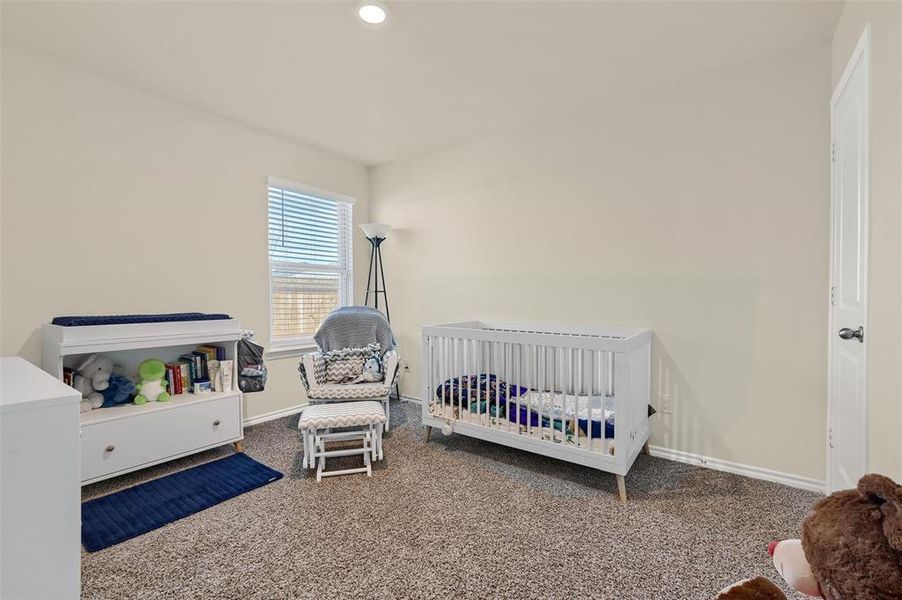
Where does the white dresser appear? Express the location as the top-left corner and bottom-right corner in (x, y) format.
(1, 356), (81, 600)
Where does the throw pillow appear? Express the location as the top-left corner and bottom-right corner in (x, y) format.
(322, 343), (382, 384)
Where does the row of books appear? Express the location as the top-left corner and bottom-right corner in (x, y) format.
(166, 344), (230, 395)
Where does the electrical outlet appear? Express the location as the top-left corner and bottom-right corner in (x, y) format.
(659, 393), (673, 414)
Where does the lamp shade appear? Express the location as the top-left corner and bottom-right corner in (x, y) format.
(359, 223), (392, 239)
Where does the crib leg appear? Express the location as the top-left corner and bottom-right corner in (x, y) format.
(642, 442), (650, 456)
(425, 425), (433, 443)
(616, 475), (627, 504)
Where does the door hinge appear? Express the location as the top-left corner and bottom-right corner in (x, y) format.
(830, 286), (836, 306)
(828, 428), (833, 449)
(831, 143), (837, 163)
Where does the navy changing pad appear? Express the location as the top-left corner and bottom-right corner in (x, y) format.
(52, 312), (231, 327)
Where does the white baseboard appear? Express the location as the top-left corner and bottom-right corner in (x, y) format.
(648, 445), (825, 494)
(243, 404), (306, 427)
(399, 395), (421, 404)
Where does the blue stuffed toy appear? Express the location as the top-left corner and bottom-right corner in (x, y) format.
(101, 373), (136, 408)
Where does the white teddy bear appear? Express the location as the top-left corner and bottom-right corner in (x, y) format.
(72, 354), (114, 413)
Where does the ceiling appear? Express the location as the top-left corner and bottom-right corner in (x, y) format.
(2, 1), (842, 166)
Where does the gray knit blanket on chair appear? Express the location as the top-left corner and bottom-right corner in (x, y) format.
(314, 306), (395, 355)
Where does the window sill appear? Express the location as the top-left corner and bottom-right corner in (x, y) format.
(265, 342), (318, 360)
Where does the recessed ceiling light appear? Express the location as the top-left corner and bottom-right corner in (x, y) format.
(358, 3), (387, 25)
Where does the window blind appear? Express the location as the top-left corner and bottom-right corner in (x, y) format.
(268, 182), (353, 345)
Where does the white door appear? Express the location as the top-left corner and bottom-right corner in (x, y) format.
(828, 25), (870, 493)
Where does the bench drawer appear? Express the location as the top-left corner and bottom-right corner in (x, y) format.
(81, 394), (241, 482)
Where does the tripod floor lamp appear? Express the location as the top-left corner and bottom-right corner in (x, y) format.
(360, 223), (392, 322)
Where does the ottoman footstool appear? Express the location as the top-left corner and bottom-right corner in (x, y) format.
(298, 400), (386, 481)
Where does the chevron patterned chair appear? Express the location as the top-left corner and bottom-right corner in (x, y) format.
(298, 307), (399, 432)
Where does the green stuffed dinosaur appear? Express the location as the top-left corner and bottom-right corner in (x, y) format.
(134, 359), (171, 404)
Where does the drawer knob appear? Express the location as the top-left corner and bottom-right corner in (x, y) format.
(105, 445), (115, 452)
(213, 420), (221, 427)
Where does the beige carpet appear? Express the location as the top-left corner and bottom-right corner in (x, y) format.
(82, 401), (818, 599)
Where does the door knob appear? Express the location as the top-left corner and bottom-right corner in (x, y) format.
(839, 326), (864, 342)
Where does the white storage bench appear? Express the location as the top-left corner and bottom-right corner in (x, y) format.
(298, 401), (386, 481)
(421, 320), (652, 502)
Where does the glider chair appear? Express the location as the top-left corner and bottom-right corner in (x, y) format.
(298, 306), (399, 432)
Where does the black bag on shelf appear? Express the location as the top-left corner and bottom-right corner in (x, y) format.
(237, 338), (267, 393)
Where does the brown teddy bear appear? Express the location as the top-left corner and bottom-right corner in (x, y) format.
(718, 473), (902, 600)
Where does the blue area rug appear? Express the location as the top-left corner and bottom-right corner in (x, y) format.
(82, 453), (283, 552)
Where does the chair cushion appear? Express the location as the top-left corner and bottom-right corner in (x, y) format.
(306, 381), (392, 400)
(298, 400), (386, 430)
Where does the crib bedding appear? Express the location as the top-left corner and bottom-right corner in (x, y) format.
(428, 400), (616, 454)
(431, 373), (616, 444)
(435, 373), (529, 405)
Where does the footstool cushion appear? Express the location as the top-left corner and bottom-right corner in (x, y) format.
(298, 400), (386, 429)
(298, 401), (387, 480)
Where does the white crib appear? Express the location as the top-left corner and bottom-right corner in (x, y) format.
(421, 320), (652, 502)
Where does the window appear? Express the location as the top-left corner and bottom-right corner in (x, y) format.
(268, 178), (353, 347)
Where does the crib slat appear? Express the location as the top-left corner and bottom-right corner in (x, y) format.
(556, 346), (562, 444)
(505, 342), (511, 433)
(468, 338), (473, 424)
(477, 339), (483, 425)
(433, 336), (439, 416)
(488, 342), (497, 426)
(446, 337), (450, 415)
(551, 347), (564, 443)
(439, 337), (444, 417)
(438, 336), (444, 413)
(525, 344), (532, 438)
(488, 341), (493, 425)
(536, 344), (548, 440)
(568, 347), (574, 447)
(485, 342), (498, 426)
(442, 338), (454, 420)
(517, 343), (523, 431)
(588, 349), (594, 453)
(573, 348), (592, 447)
(536, 345), (543, 442)
(538, 345), (554, 440)
(470, 341), (488, 419)
(493, 343), (500, 429)
(580, 349), (585, 446)
(462, 340), (473, 423)
(548, 346), (555, 443)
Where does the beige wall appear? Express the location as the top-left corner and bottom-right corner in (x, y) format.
(0, 47), (371, 421)
(371, 45), (832, 482)
(831, 2), (902, 481)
